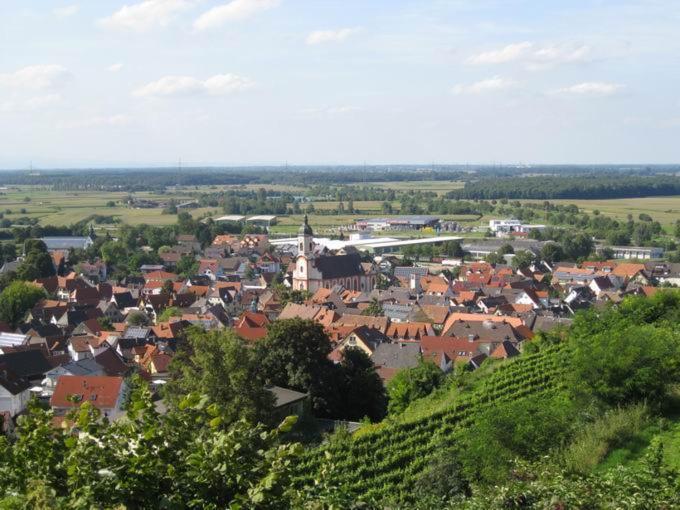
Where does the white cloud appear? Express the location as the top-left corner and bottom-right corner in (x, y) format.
(193, 0), (280, 31)
(108, 63), (124, 73)
(452, 76), (516, 95)
(553, 81), (624, 96)
(0, 65), (71, 91)
(134, 73), (254, 97)
(306, 27), (359, 46)
(468, 42), (591, 69)
(53, 4), (79, 18)
(98, 0), (194, 32)
(467, 41), (532, 65)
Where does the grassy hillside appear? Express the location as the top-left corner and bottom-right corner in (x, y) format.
(295, 343), (569, 503)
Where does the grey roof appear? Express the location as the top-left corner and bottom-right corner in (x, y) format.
(0, 260), (21, 274)
(41, 236), (93, 250)
(394, 266), (428, 278)
(382, 303), (412, 321)
(370, 342), (421, 369)
(269, 386), (308, 408)
(122, 326), (151, 340)
(53, 357), (103, 376)
(315, 253), (365, 280)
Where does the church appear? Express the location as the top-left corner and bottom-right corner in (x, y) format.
(292, 216), (378, 293)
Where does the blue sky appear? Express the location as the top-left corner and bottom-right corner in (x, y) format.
(1, 0), (679, 168)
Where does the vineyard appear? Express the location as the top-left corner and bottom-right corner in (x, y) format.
(295, 343), (570, 503)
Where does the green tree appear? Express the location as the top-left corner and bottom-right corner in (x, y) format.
(361, 298), (384, 317)
(511, 250), (535, 269)
(337, 348), (387, 422)
(255, 319), (341, 417)
(126, 310), (150, 326)
(539, 242), (564, 264)
(563, 232), (594, 260)
(0, 389), (306, 509)
(166, 328), (275, 425)
(570, 324), (680, 408)
(0, 281), (46, 326)
(157, 306), (182, 322)
(176, 255), (198, 276)
(387, 361), (444, 415)
(15, 241), (55, 281)
(459, 394), (575, 484)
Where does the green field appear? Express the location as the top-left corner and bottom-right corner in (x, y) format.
(2, 183), (679, 235)
(352, 180), (465, 195)
(525, 196), (680, 228)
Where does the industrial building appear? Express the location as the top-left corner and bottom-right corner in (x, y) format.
(355, 215), (440, 232)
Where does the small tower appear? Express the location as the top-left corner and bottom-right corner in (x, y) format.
(298, 214), (314, 257)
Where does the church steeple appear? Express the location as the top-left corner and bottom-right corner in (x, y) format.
(298, 215), (314, 256)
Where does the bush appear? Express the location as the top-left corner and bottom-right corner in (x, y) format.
(560, 404), (649, 474)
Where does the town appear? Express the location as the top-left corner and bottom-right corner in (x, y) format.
(0, 211), (675, 421)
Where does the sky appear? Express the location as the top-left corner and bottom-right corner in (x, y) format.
(1, 0), (680, 168)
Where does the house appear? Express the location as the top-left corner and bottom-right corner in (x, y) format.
(385, 322), (435, 341)
(0, 367), (31, 417)
(50, 375), (128, 421)
(292, 216), (378, 293)
(269, 386), (309, 421)
(334, 326), (391, 357)
(0, 349), (53, 383)
(233, 311), (270, 342)
(370, 342), (421, 382)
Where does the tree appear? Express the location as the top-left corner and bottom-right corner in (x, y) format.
(387, 361), (444, 415)
(126, 311), (150, 326)
(563, 233), (594, 260)
(484, 252), (504, 265)
(337, 348), (387, 422)
(100, 241), (128, 266)
(176, 255), (198, 276)
(0, 388), (307, 509)
(161, 279), (174, 295)
(15, 240), (55, 281)
(157, 306), (182, 322)
(361, 298), (384, 317)
(540, 242), (564, 264)
(166, 328), (274, 425)
(442, 240), (464, 259)
(458, 394), (575, 483)
(255, 319), (341, 417)
(570, 324), (680, 408)
(0, 281), (46, 326)
(97, 317), (114, 331)
(511, 250), (535, 269)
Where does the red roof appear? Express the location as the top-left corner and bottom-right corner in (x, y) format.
(50, 376), (124, 409)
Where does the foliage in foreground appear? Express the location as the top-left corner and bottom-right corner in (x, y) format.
(0, 387), (304, 509)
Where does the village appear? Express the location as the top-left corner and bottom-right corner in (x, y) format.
(1, 213), (676, 429)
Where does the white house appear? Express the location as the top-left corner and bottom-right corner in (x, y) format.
(0, 370), (31, 417)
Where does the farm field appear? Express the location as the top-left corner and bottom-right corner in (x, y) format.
(1, 184), (678, 234)
(351, 180), (465, 195)
(525, 196), (680, 228)
(0, 187), (215, 227)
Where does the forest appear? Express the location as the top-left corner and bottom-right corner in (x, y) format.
(448, 174), (680, 200)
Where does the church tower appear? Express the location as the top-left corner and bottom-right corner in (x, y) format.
(298, 214), (314, 256)
(293, 215), (321, 291)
